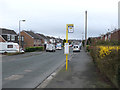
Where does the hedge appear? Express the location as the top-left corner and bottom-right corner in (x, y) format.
(25, 47), (44, 52)
(90, 46), (120, 88)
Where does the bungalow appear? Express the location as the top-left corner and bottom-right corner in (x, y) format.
(0, 28), (18, 43)
(20, 30), (43, 48)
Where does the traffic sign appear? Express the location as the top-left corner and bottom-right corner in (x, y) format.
(64, 43), (69, 54)
(67, 24), (74, 33)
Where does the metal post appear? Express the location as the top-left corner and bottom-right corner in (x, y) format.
(82, 32), (84, 41)
(19, 20), (25, 52)
(66, 24), (68, 70)
(19, 20), (21, 52)
(85, 11), (87, 50)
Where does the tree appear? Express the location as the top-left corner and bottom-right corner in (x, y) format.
(63, 39), (66, 46)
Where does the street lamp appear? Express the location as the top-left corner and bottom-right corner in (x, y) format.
(19, 20), (26, 52)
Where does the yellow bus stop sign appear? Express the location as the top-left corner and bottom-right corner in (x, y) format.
(67, 24), (74, 33)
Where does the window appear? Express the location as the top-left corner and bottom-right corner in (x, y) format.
(7, 35), (10, 41)
(108, 34), (111, 40)
(21, 36), (24, 41)
(18, 36), (19, 41)
(74, 46), (78, 48)
(11, 35), (15, 41)
(7, 45), (13, 48)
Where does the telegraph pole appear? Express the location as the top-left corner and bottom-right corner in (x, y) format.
(85, 11), (87, 50)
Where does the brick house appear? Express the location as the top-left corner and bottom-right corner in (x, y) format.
(103, 32), (111, 41)
(0, 28), (18, 43)
(20, 30), (43, 48)
(36, 33), (49, 45)
(111, 29), (120, 41)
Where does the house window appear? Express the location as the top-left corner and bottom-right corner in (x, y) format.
(21, 36), (24, 41)
(18, 36), (19, 41)
(108, 34), (111, 40)
(11, 35), (15, 41)
(7, 45), (13, 48)
(7, 35), (10, 41)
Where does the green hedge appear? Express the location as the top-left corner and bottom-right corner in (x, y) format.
(90, 46), (120, 88)
(86, 45), (90, 52)
(25, 47), (44, 52)
(96, 40), (120, 46)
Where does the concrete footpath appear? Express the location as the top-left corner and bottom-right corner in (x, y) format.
(44, 48), (112, 88)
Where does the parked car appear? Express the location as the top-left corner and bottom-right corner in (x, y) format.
(56, 43), (62, 50)
(73, 45), (80, 52)
(0, 42), (24, 53)
(46, 44), (56, 52)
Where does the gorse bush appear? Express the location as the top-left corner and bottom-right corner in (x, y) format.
(90, 46), (120, 88)
(98, 46), (120, 58)
(25, 47), (44, 52)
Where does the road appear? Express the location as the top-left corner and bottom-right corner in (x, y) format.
(2, 48), (73, 88)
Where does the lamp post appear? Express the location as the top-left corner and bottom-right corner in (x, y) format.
(19, 20), (25, 52)
(85, 11), (87, 50)
(82, 32), (84, 41)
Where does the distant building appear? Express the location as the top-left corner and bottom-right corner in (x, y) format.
(20, 30), (43, 48)
(0, 28), (18, 43)
(111, 29), (120, 41)
(36, 33), (49, 45)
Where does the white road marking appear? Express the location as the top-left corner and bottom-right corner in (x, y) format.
(24, 70), (32, 72)
(4, 75), (24, 80)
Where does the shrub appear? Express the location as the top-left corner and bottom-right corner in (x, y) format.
(86, 45), (90, 52)
(6, 52), (24, 56)
(25, 47), (44, 52)
(90, 46), (120, 88)
(95, 40), (120, 46)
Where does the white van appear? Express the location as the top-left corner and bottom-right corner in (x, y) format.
(56, 43), (62, 50)
(46, 44), (56, 52)
(73, 45), (80, 52)
(0, 42), (24, 53)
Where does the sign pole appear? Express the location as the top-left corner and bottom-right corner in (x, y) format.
(65, 24), (73, 71)
(85, 11), (87, 50)
(66, 24), (68, 70)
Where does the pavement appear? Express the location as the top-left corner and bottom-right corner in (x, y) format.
(45, 48), (112, 88)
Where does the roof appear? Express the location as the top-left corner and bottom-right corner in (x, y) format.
(36, 33), (48, 40)
(24, 31), (41, 39)
(0, 28), (17, 35)
(46, 36), (51, 39)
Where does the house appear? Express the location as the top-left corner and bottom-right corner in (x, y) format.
(36, 33), (49, 45)
(20, 30), (43, 48)
(111, 29), (120, 41)
(49, 36), (56, 44)
(55, 38), (62, 43)
(0, 28), (18, 43)
(46, 36), (51, 43)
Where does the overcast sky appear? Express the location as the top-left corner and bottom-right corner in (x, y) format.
(0, 0), (119, 39)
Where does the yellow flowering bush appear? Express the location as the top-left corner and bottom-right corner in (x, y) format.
(98, 46), (120, 59)
(90, 45), (120, 88)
